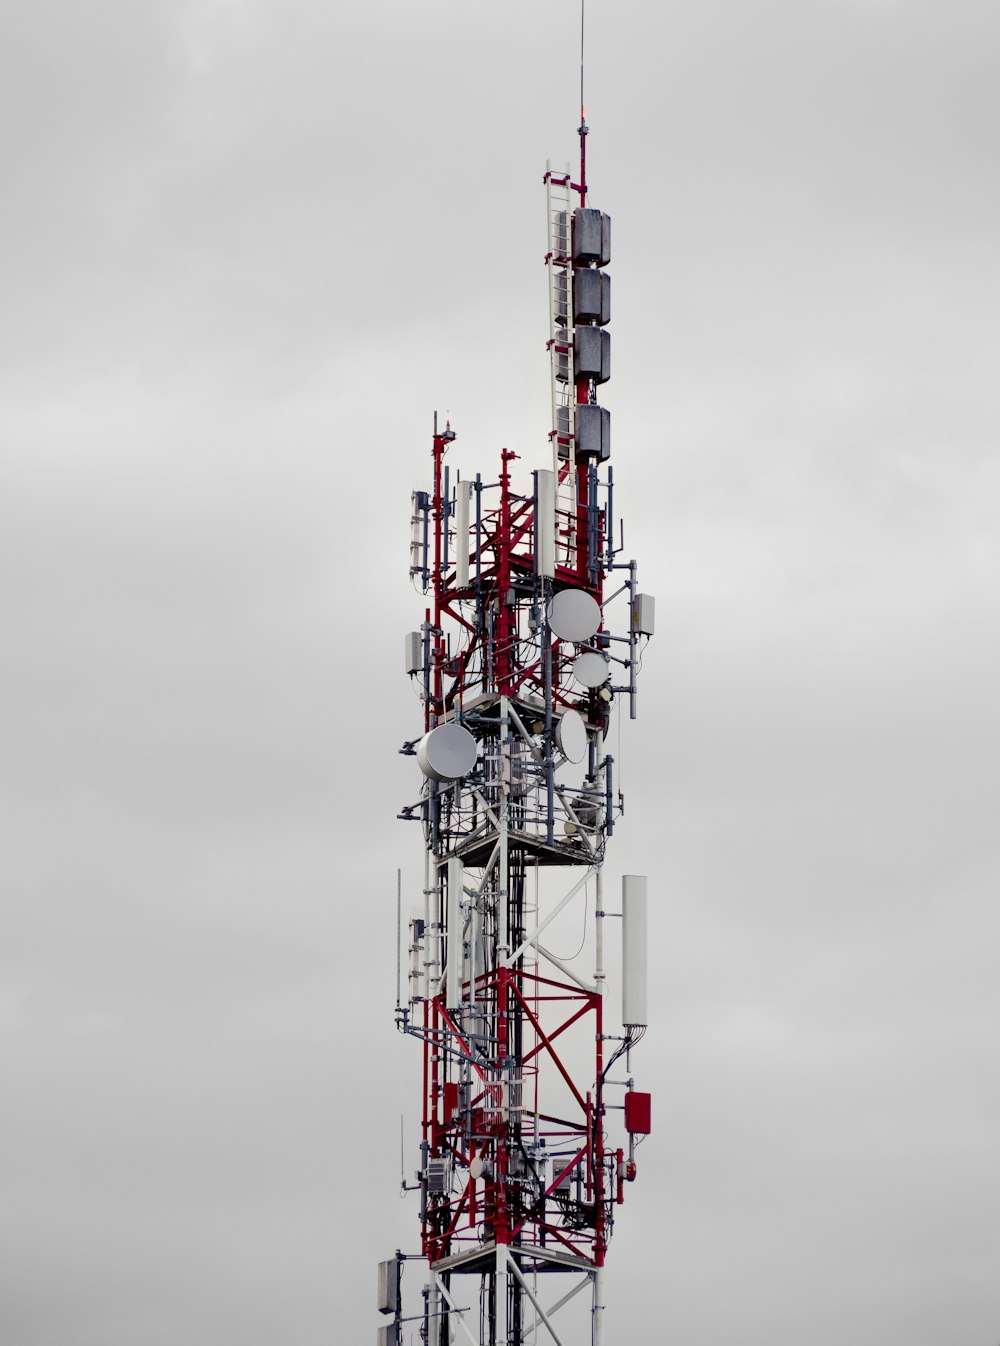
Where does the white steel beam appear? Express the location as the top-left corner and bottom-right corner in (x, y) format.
(503, 866), (598, 969)
(434, 1274), (479, 1346)
(507, 1254), (568, 1346)
(536, 943), (596, 993)
(496, 1245), (508, 1346)
(545, 1272), (592, 1321)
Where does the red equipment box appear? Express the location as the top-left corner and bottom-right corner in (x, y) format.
(624, 1091), (651, 1135)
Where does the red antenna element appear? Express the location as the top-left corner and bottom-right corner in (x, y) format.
(385, 92), (656, 1346)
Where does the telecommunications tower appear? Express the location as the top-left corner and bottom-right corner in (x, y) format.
(379, 104), (655, 1346)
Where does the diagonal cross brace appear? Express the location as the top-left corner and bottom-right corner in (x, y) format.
(434, 1274), (479, 1346)
(503, 866), (598, 968)
(505, 1249), (569, 1346)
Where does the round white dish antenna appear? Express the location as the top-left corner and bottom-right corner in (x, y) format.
(572, 651), (609, 688)
(469, 1156), (485, 1180)
(548, 589), (601, 643)
(555, 709), (588, 763)
(416, 723), (478, 782)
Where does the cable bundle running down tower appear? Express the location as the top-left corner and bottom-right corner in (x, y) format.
(380, 113), (655, 1346)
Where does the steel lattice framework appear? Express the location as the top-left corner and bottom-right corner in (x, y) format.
(379, 115), (654, 1346)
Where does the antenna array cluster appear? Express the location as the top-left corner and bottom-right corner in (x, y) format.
(379, 123), (655, 1346)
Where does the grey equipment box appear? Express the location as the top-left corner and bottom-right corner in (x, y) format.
(405, 631), (422, 676)
(632, 593), (656, 637)
(574, 326), (611, 384)
(574, 268), (610, 325)
(377, 1259), (399, 1315)
(572, 208), (611, 266)
(574, 403), (611, 461)
(427, 1157), (449, 1194)
(377, 1326), (399, 1346)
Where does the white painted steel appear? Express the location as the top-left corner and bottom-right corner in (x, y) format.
(544, 1274), (591, 1321)
(536, 469), (556, 579)
(548, 588), (601, 642)
(416, 723), (478, 781)
(446, 857), (464, 1009)
(571, 651), (608, 687)
(506, 703), (544, 763)
(428, 1273), (440, 1346)
(496, 1246), (508, 1346)
(504, 866), (598, 969)
(595, 866), (604, 996)
(535, 942), (596, 993)
(395, 870), (402, 1008)
(423, 848), (432, 1002)
(455, 480), (471, 588)
(436, 1276), (479, 1346)
(593, 1265), (605, 1346)
(507, 1254), (567, 1346)
(622, 874), (648, 1027)
(555, 708), (588, 763)
(498, 696), (510, 962)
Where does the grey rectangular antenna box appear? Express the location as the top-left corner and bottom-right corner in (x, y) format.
(377, 1326), (399, 1346)
(574, 268), (610, 325)
(405, 631), (422, 676)
(633, 593), (655, 637)
(574, 326), (611, 384)
(572, 208), (611, 266)
(575, 403), (611, 461)
(377, 1260), (399, 1315)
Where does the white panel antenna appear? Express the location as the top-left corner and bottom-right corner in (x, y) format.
(622, 874), (648, 1027)
(455, 481), (472, 588)
(446, 858), (464, 1009)
(536, 470), (556, 579)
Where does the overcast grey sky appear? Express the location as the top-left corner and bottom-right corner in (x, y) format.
(2, 1), (998, 1343)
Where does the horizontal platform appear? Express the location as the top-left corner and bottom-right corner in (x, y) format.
(430, 1240), (596, 1276)
(452, 828), (602, 869)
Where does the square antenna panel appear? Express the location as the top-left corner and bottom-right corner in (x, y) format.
(574, 268), (610, 325)
(572, 208), (611, 266)
(575, 403), (611, 460)
(574, 326), (611, 384)
(377, 1259), (399, 1315)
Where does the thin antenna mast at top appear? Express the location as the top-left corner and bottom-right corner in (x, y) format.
(578, 0), (588, 204)
(395, 868), (402, 1009)
(580, 0), (585, 118)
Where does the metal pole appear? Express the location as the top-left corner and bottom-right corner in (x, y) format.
(496, 1245), (508, 1346)
(595, 865), (604, 995)
(592, 1265), (605, 1346)
(396, 868), (402, 1009)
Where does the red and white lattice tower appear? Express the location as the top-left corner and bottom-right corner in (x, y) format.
(379, 111), (655, 1346)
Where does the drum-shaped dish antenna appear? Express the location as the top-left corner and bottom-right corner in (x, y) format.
(572, 651), (609, 688)
(416, 723), (478, 782)
(555, 708), (588, 763)
(548, 589), (601, 643)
